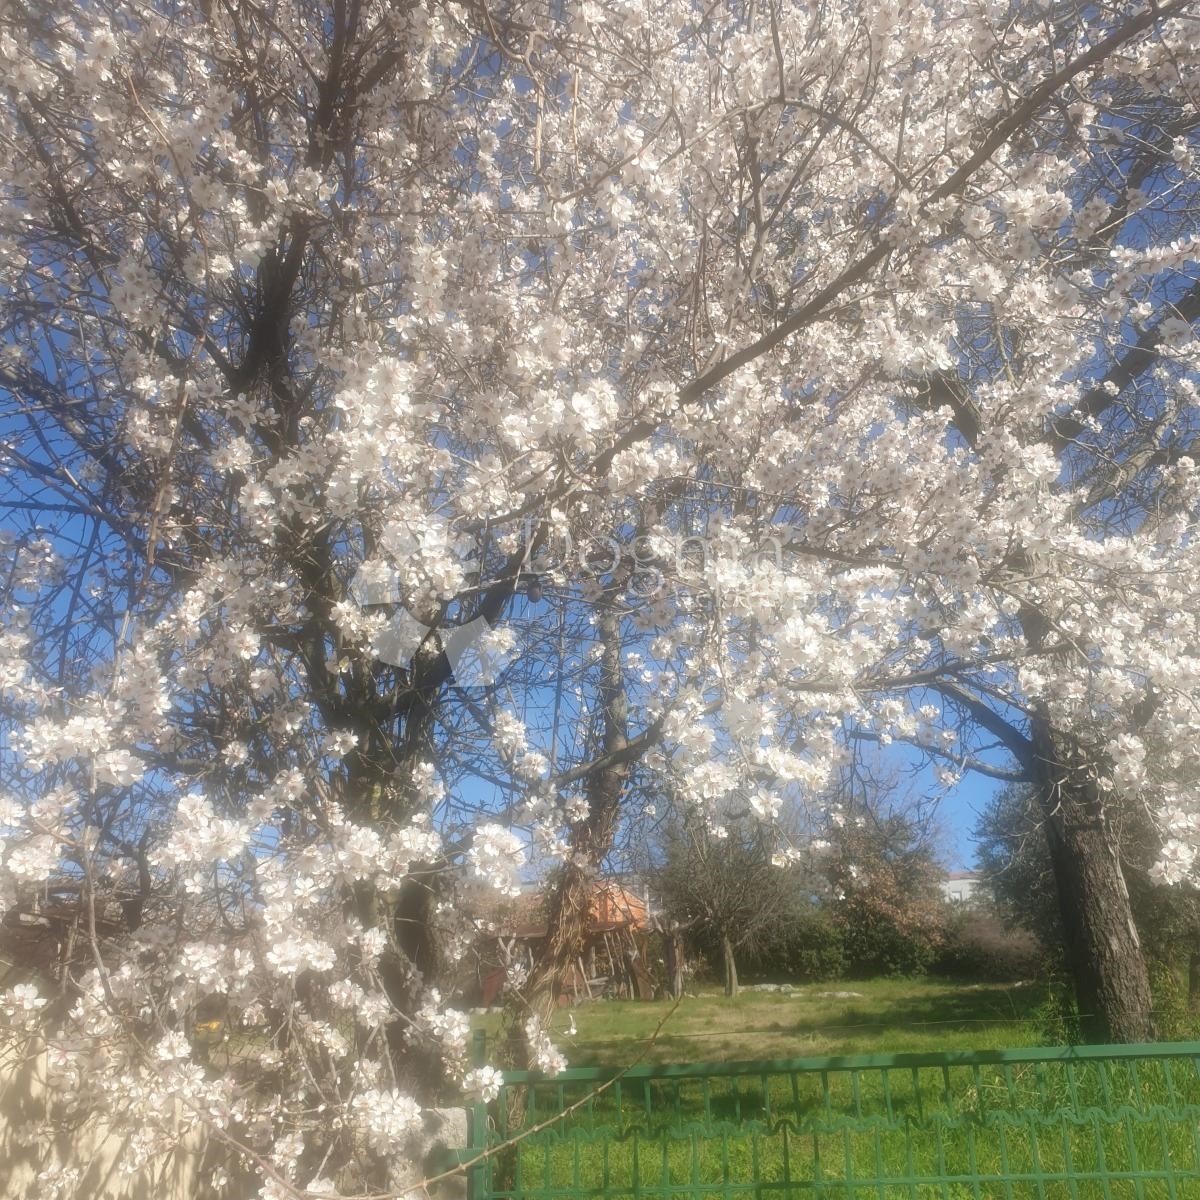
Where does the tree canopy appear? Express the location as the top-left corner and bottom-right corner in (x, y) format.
(1, 0), (1198, 1193)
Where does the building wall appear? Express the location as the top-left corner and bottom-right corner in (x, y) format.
(0, 1042), (208, 1200)
(1, 1043), (470, 1200)
(941, 876), (980, 903)
(590, 883), (649, 928)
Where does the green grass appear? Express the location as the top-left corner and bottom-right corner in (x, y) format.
(474, 980), (1200, 1199)
(479, 978), (1058, 1067)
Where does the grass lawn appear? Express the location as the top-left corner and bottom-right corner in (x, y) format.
(475, 981), (1200, 1199)
(478, 977), (1059, 1067)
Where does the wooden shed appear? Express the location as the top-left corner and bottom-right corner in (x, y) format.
(476, 878), (655, 1007)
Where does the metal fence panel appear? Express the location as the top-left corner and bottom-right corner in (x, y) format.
(468, 1040), (1200, 1200)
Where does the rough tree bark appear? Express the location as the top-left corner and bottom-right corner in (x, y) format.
(1019, 589), (1155, 1045)
(722, 935), (739, 999)
(1030, 720), (1155, 1043)
(930, 367), (1157, 1044)
(937, 673), (1154, 1043)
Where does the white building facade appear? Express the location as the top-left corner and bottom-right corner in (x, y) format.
(941, 871), (981, 903)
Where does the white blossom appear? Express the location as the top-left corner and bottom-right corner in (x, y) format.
(351, 1088), (424, 1153)
(463, 1065), (504, 1102)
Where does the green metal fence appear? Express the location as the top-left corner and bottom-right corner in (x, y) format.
(466, 1040), (1200, 1199)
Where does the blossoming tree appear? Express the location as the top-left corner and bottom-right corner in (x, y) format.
(1, 0), (1198, 1193)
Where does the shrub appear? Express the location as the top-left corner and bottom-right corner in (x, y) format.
(1148, 961), (1200, 1041)
(743, 906), (846, 982)
(840, 909), (941, 977)
(935, 909), (1044, 982)
(1031, 973), (1085, 1045)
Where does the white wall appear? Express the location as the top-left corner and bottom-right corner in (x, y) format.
(0, 1043), (208, 1200)
(2, 1040), (471, 1200)
(940, 876), (980, 904)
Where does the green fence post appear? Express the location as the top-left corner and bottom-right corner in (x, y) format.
(469, 1028), (489, 1200)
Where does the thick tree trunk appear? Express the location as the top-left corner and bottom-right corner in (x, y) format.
(931, 358), (1162, 1047)
(722, 936), (739, 998)
(1031, 718), (1154, 1043)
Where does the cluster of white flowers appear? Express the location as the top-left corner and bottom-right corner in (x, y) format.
(2, 982), (47, 1030)
(350, 1088), (424, 1154)
(524, 1016), (568, 1076)
(467, 824), (526, 896)
(463, 1065), (505, 1103)
(265, 936), (339, 978)
(156, 792), (252, 877)
(412, 990), (471, 1062)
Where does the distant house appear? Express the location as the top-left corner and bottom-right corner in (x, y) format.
(941, 870), (981, 903)
(588, 879), (651, 930)
(470, 877), (656, 1006)
(469, 877), (652, 938)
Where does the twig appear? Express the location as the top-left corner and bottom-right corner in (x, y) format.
(336, 996), (685, 1200)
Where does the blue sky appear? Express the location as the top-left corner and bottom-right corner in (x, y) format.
(941, 775), (1000, 869)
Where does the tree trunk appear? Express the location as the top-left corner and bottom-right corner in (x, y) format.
(664, 931), (685, 999)
(506, 582), (633, 1066)
(722, 936), (739, 998)
(496, 587), (633, 1191)
(1006, 589), (1155, 1046)
(1031, 718), (1154, 1043)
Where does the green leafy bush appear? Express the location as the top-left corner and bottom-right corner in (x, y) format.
(1030, 974), (1084, 1045)
(743, 905), (846, 982)
(840, 908), (941, 977)
(1148, 962), (1200, 1042)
